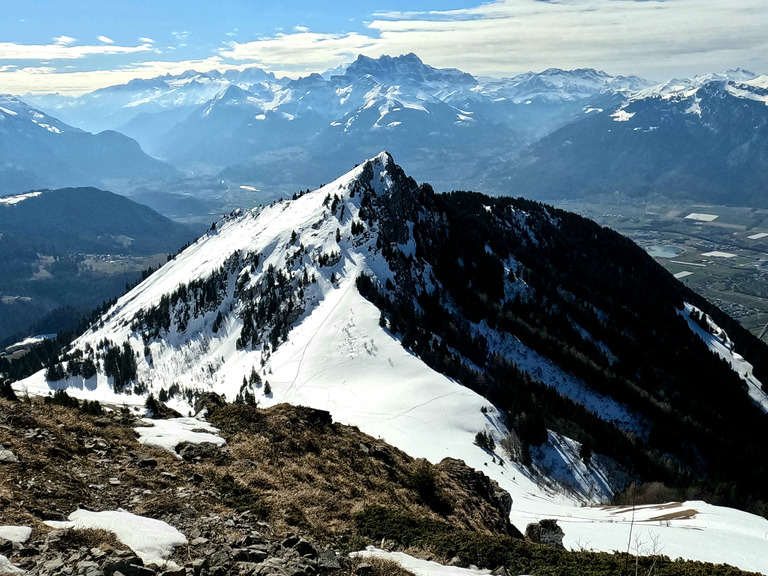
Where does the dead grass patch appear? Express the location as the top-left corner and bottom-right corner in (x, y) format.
(349, 556), (416, 576)
(648, 508), (698, 522)
(207, 403), (515, 543)
(48, 528), (123, 553)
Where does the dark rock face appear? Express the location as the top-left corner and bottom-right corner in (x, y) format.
(525, 519), (565, 549)
(436, 457), (520, 537)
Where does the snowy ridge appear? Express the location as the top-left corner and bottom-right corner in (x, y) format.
(681, 303), (768, 414)
(15, 154), (768, 573)
(0, 94), (78, 135)
(0, 191), (43, 206)
(481, 68), (649, 104)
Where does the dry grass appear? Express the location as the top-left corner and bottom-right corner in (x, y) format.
(48, 528), (123, 552)
(648, 509), (698, 522)
(349, 557), (416, 576)
(209, 403), (514, 542)
(1, 398), (515, 552)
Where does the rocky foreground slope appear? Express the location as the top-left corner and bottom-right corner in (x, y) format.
(0, 394), (761, 576)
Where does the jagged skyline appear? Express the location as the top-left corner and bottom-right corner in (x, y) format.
(1, 0), (766, 94)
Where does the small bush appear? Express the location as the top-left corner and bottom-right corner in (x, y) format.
(473, 430), (495, 451)
(45, 389), (79, 409)
(47, 528), (122, 553)
(613, 481), (681, 507)
(80, 399), (104, 415)
(408, 460), (452, 515)
(0, 380), (18, 402)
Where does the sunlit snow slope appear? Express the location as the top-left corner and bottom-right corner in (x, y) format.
(17, 153), (768, 574)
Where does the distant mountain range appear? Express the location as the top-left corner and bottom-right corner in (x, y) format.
(0, 95), (179, 197)
(491, 71), (768, 206)
(19, 54), (652, 196)
(12, 55), (768, 209)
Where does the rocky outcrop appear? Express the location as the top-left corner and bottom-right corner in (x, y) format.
(524, 519), (565, 549)
(436, 457), (522, 538)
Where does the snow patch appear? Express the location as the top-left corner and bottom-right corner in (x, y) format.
(44, 509), (187, 567)
(0, 526), (31, 543)
(0, 191), (43, 206)
(352, 548), (490, 576)
(0, 555), (22, 574)
(135, 417), (225, 456)
(610, 109), (635, 122)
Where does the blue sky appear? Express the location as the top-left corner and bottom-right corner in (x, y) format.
(1, 0), (766, 94)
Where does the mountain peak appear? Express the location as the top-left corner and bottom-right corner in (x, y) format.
(344, 53), (475, 85)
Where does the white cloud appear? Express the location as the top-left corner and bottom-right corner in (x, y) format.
(217, 0), (768, 80)
(220, 31), (377, 75)
(0, 56), (247, 95)
(4, 0), (767, 94)
(0, 40), (153, 61)
(97, 36), (114, 44)
(53, 35), (77, 46)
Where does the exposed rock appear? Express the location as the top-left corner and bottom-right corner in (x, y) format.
(193, 392), (227, 418)
(42, 558), (64, 571)
(294, 539), (317, 559)
(0, 448), (19, 463)
(370, 446), (394, 466)
(525, 519), (565, 549)
(436, 457), (520, 537)
(176, 442), (228, 463)
(138, 458), (158, 469)
(103, 559), (156, 576)
(317, 550), (341, 571)
(0, 538), (12, 554)
(233, 548), (269, 563)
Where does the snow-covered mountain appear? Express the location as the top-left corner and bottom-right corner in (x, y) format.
(20, 55), (649, 193)
(479, 67), (648, 104)
(493, 69), (768, 205)
(0, 94), (179, 196)
(22, 67), (279, 136)
(16, 153), (768, 572)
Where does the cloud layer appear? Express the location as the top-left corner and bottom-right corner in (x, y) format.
(219, 0), (768, 81)
(0, 39), (152, 61)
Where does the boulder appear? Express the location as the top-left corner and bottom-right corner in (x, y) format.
(525, 519), (565, 549)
